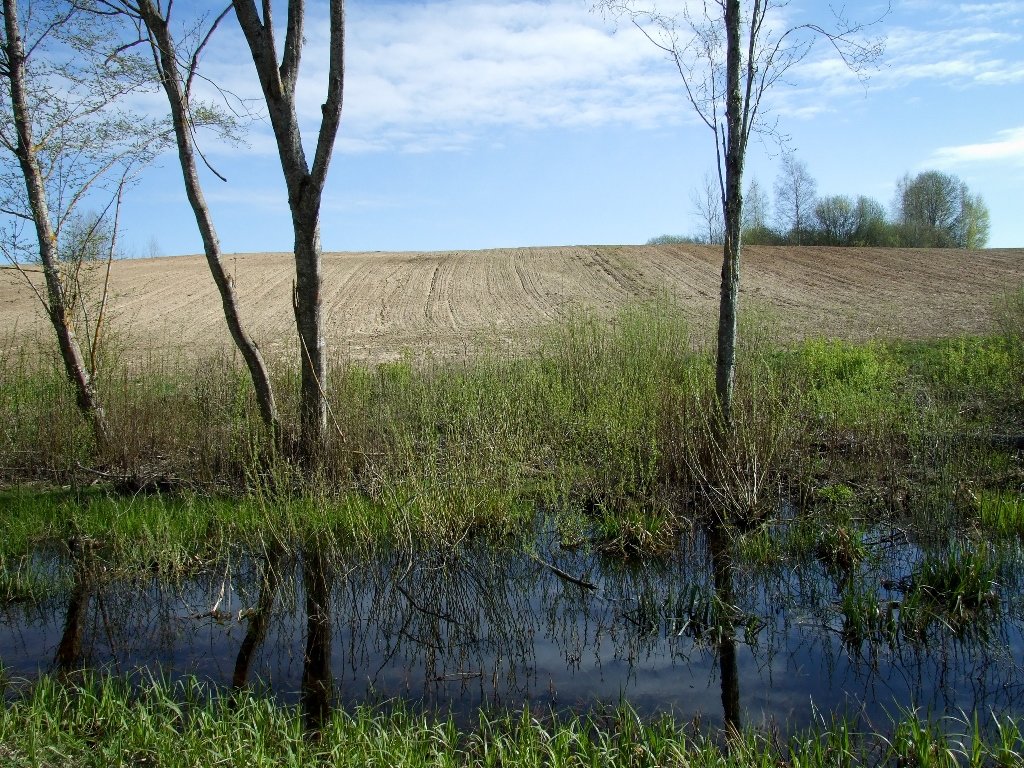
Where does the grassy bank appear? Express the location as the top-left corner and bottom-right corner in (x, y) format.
(1, 292), (1023, 566)
(1, 674), (1021, 768)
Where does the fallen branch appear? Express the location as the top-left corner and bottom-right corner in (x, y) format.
(529, 553), (597, 591)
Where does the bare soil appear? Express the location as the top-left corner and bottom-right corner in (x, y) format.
(2, 245), (1022, 362)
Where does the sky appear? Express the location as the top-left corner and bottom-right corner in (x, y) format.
(117, 0), (1024, 256)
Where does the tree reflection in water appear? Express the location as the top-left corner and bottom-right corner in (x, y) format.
(232, 546), (283, 690)
(11, 522), (1021, 735)
(707, 523), (741, 734)
(54, 557), (92, 674)
(301, 547), (334, 732)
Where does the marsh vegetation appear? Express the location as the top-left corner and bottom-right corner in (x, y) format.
(2, 290), (1024, 765)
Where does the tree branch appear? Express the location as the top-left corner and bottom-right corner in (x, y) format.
(185, 4), (233, 100)
(309, 0), (344, 191)
(280, 0), (303, 89)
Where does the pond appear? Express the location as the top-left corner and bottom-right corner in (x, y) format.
(2, 517), (1022, 733)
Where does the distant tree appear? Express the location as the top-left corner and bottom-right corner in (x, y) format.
(741, 225), (786, 245)
(741, 179), (783, 243)
(959, 193), (990, 250)
(813, 194), (857, 245)
(774, 152), (817, 244)
(646, 234), (702, 245)
(851, 195), (895, 246)
(896, 170), (990, 249)
(742, 177), (770, 233)
(690, 172), (725, 244)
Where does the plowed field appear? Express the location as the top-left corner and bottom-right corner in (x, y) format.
(2, 245), (1022, 362)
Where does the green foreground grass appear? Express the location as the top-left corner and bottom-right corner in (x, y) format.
(1, 674), (1022, 768)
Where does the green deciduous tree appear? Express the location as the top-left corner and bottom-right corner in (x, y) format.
(851, 195), (894, 246)
(813, 194), (856, 245)
(896, 170), (990, 249)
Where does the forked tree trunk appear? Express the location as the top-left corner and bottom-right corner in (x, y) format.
(137, 1), (281, 443)
(233, 0), (345, 464)
(2, 0), (112, 452)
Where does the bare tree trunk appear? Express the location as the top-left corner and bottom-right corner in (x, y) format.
(293, 211), (326, 458)
(137, 1), (281, 443)
(714, 0), (744, 432)
(233, 0), (345, 464)
(1, 0), (111, 452)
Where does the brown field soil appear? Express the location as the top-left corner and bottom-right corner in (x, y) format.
(2, 245), (1022, 363)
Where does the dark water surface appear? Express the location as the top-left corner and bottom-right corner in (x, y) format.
(2, 522), (1023, 731)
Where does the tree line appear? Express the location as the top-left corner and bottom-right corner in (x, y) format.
(652, 159), (991, 250)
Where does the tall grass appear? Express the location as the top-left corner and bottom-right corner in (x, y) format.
(2, 290), (1023, 564)
(1, 674), (1022, 768)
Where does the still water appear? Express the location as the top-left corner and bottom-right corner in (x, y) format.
(2, 521), (1022, 731)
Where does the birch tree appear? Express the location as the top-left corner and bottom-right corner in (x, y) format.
(774, 151), (816, 244)
(0, 0), (164, 451)
(597, 0), (884, 429)
(690, 171), (724, 243)
(232, 0), (345, 464)
(741, 177), (769, 233)
(99, 0), (282, 442)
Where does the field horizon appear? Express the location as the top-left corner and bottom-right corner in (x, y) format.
(3, 244), (1022, 362)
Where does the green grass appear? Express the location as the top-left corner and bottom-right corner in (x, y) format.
(902, 544), (1001, 638)
(977, 491), (1024, 538)
(1, 674), (1021, 768)
(2, 292), (1024, 570)
(0, 554), (68, 605)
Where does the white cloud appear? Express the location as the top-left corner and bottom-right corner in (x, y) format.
(958, 2), (1024, 22)
(927, 125), (1024, 167)
(773, 3), (1022, 111)
(184, 0), (696, 155)
(165, 0), (1024, 153)
(331, 1), (688, 150)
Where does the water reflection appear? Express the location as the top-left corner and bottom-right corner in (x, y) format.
(232, 546), (283, 690)
(2, 522), (1022, 732)
(707, 524), (740, 733)
(54, 558), (91, 673)
(301, 548), (333, 731)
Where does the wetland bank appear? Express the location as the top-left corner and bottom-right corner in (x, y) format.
(3, 295), (1024, 765)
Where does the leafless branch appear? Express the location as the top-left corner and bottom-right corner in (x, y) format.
(185, 4), (232, 100)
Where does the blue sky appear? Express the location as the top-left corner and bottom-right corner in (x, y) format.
(120, 0), (1024, 256)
